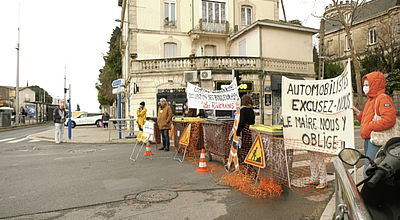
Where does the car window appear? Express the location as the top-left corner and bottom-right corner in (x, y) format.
(78, 114), (87, 118)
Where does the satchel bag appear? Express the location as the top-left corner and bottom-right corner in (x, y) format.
(370, 94), (400, 146)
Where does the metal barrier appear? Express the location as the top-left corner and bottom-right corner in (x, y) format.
(333, 158), (371, 220)
(108, 118), (136, 141)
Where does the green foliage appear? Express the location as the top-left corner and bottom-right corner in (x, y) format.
(323, 62), (344, 79)
(360, 53), (391, 74)
(288, 20), (302, 25)
(386, 69), (400, 94)
(28, 85), (53, 103)
(354, 121), (360, 126)
(96, 27), (122, 107)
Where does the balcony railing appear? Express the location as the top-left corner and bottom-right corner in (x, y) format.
(198, 20), (229, 33)
(131, 56), (314, 75)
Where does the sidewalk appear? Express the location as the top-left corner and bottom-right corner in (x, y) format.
(27, 126), (138, 144)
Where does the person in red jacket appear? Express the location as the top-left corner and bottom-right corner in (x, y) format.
(352, 72), (396, 178)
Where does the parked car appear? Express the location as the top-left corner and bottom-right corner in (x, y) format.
(64, 112), (102, 128)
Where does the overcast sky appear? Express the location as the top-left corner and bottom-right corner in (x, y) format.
(0, 0), (331, 112)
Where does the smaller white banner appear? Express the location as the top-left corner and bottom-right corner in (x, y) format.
(187, 78), (239, 110)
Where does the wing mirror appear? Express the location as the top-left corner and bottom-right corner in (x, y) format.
(338, 148), (363, 166)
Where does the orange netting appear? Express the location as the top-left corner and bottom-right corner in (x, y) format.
(173, 122), (333, 198)
(220, 167), (283, 198)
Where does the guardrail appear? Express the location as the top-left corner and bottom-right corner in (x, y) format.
(333, 158), (372, 220)
(108, 118), (136, 141)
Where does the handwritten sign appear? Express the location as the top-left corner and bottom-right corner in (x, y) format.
(143, 120), (155, 142)
(282, 60), (354, 155)
(187, 78), (239, 110)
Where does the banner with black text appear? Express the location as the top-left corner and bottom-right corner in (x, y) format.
(282, 60), (354, 154)
(187, 79), (239, 110)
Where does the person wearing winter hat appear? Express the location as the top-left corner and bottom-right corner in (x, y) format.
(137, 101), (147, 131)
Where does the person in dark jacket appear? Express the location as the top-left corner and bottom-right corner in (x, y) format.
(53, 101), (67, 144)
(236, 95), (256, 163)
(102, 111), (110, 128)
(236, 94), (255, 137)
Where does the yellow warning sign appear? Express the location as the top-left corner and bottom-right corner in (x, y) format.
(140, 133), (150, 142)
(244, 134), (265, 168)
(179, 124), (191, 146)
(136, 132), (143, 141)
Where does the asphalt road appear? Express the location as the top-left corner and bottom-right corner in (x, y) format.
(0, 126), (363, 219)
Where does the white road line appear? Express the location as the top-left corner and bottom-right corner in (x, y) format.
(7, 138), (28, 143)
(0, 137), (17, 143)
(28, 140), (40, 143)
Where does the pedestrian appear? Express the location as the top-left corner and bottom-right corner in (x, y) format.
(137, 101), (147, 131)
(352, 72), (397, 178)
(53, 101), (67, 144)
(102, 110), (110, 128)
(236, 95), (255, 163)
(183, 99), (196, 117)
(307, 151), (328, 189)
(158, 98), (173, 151)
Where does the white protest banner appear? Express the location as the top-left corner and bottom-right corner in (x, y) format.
(187, 78), (239, 110)
(282, 60), (354, 155)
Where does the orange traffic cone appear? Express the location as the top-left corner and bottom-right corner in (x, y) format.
(144, 143), (154, 156)
(196, 149), (210, 173)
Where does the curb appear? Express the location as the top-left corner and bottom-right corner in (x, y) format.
(0, 123), (52, 132)
(27, 134), (139, 144)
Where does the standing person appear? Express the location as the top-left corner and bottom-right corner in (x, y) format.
(307, 151), (328, 189)
(183, 99), (196, 117)
(102, 111), (110, 128)
(158, 98), (173, 151)
(137, 101), (147, 131)
(236, 95), (255, 163)
(352, 72), (396, 178)
(53, 101), (67, 144)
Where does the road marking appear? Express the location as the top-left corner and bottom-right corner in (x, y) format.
(28, 139), (40, 143)
(0, 137), (17, 143)
(7, 137), (28, 143)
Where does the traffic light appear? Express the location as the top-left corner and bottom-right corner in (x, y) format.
(234, 71), (242, 85)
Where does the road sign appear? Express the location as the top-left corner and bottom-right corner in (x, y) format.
(112, 86), (124, 94)
(244, 135), (265, 168)
(112, 79), (125, 87)
(179, 124), (191, 146)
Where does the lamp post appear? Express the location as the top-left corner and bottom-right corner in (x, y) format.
(15, 27), (20, 125)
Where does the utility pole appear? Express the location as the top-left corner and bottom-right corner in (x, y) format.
(64, 65), (67, 102)
(68, 84), (72, 140)
(15, 27), (20, 125)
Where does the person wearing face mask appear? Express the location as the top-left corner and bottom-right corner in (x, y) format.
(352, 72), (397, 178)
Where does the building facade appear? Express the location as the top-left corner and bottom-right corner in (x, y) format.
(118, 0), (317, 124)
(322, 0), (400, 64)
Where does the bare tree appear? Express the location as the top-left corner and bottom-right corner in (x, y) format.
(375, 14), (400, 73)
(329, 0), (366, 106)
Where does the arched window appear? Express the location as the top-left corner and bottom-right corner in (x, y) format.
(241, 6), (252, 25)
(164, 42), (177, 58)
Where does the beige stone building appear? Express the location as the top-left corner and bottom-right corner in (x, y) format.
(322, 0), (400, 64)
(118, 0), (317, 124)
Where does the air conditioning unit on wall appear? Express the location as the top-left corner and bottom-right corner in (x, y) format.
(184, 71), (198, 82)
(200, 70), (212, 80)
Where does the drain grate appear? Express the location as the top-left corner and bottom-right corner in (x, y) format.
(136, 189), (178, 202)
